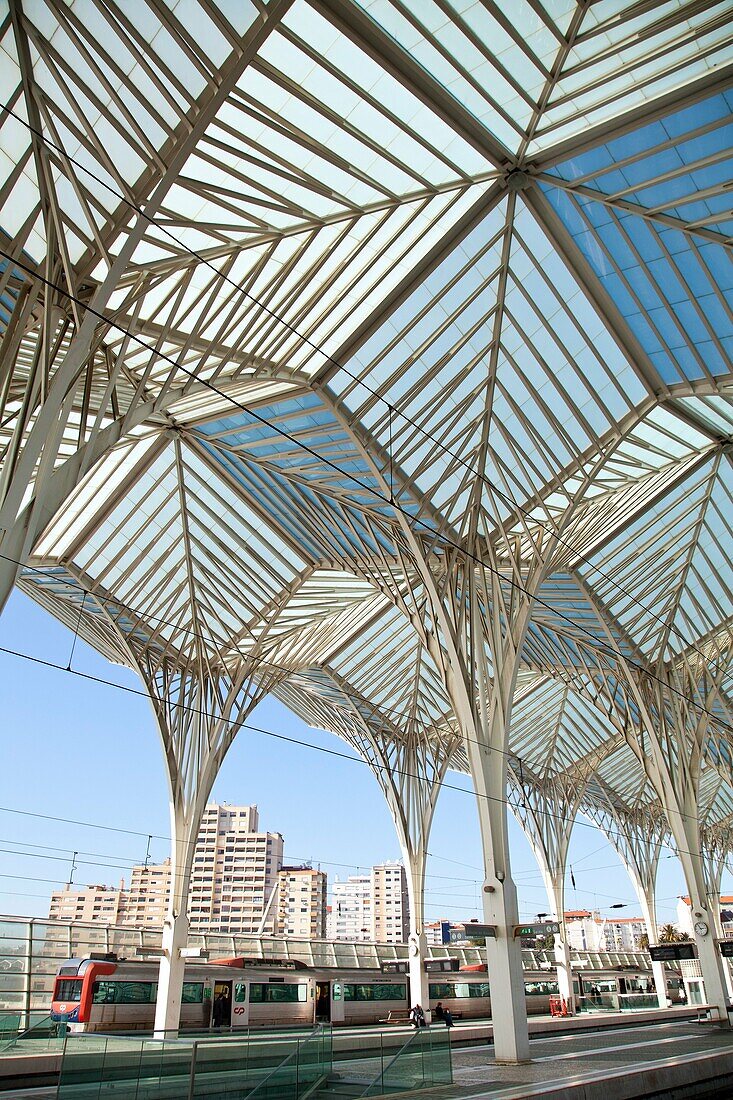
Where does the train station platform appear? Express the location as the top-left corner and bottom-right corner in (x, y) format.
(445, 1016), (733, 1099)
(1, 1006), (730, 1098)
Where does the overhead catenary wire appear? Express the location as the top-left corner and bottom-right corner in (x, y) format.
(0, 646), (724, 869)
(0, 102), (723, 669)
(0, 136), (729, 899)
(0, 288), (729, 746)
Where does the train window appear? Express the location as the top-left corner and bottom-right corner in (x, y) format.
(93, 981), (156, 1004)
(428, 982), (491, 999)
(55, 979), (82, 1002)
(249, 983), (307, 1003)
(524, 981), (559, 996)
(342, 984), (407, 1001)
(181, 983), (204, 1004)
(92, 982), (116, 1004)
(234, 983), (246, 1003)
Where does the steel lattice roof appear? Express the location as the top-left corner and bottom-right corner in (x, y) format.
(1, 0), (732, 848)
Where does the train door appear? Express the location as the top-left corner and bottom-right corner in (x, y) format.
(231, 981), (248, 1027)
(315, 982), (331, 1022)
(212, 980), (233, 1027)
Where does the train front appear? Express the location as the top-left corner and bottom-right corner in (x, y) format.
(51, 957), (117, 1031)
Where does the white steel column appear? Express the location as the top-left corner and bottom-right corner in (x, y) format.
(701, 827), (733, 1002)
(155, 797), (204, 1037)
(309, 665), (458, 1020)
(142, 662), (276, 1035)
(403, 844), (431, 1016)
(585, 801), (669, 1008)
(471, 739), (529, 1062)
(581, 593), (732, 1023)
(509, 769), (585, 1014)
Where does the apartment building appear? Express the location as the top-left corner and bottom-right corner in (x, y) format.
(118, 861), (172, 927)
(564, 909), (647, 951)
(276, 866), (327, 939)
(48, 883), (123, 924)
(328, 863), (410, 943)
(188, 804), (284, 934)
(49, 805), (285, 935)
(371, 862), (409, 944)
(329, 875), (372, 941)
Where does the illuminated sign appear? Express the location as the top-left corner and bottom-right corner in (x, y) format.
(649, 944), (696, 961)
(513, 923), (560, 938)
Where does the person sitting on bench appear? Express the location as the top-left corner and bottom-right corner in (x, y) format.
(434, 1001), (454, 1028)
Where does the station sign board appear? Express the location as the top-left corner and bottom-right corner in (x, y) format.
(461, 924), (497, 939)
(135, 946), (165, 957)
(513, 922), (560, 938)
(718, 941), (733, 958)
(381, 961), (409, 974)
(448, 925), (496, 943)
(425, 958), (460, 972)
(649, 944), (697, 961)
(180, 947), (209, 960)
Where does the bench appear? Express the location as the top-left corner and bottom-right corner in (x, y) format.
(378, 1010), (464, 1025)
(695, 1004), (722, 1023)
(378, 1011), (412, 1025)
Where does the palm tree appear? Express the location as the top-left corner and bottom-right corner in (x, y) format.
(659, 924), (681, 943)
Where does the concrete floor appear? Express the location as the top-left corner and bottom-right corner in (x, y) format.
(442, 1017), (733, 1099)
(3, 1011), (733, 1099)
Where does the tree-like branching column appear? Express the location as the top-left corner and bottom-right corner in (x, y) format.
(141, 655), (281, 1035)
(509, 769), (587, 1011)
(700, 821), (733, 1000)
(0, 1), (293, 613)
(584, 795), (669, 1007)
(278, 653), (461, 1015)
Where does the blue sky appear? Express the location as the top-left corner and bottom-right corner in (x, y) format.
(1, 589), (722, 928)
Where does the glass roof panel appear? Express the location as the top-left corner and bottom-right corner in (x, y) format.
(580, 454), (731, 659)
(0, 0), (254, 265)
(541, 177), (733, 385)
(545, 90), (733, 239)
(353, 0), (572, 154)
(530, 1), (733, 155)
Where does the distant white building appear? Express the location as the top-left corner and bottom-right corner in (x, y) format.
(329, 875), (372, 941)
(328, 863), (410, 943)
(564, 910), (647, 951)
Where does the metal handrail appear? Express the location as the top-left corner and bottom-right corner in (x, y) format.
(361, 1026), (423, 1097)
(234, 1023), (324, 1100)
(0, 1013), (55, 1053)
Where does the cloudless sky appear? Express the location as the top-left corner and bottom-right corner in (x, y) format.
(2, 589), (724, 929)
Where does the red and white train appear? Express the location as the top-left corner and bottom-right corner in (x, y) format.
(51, 954), (684, 1032)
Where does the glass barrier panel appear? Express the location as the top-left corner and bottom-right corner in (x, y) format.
(57, 1033), (112, 1098)
(363, 1026), (452, 1096)
(618, 993), (659, 1011)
